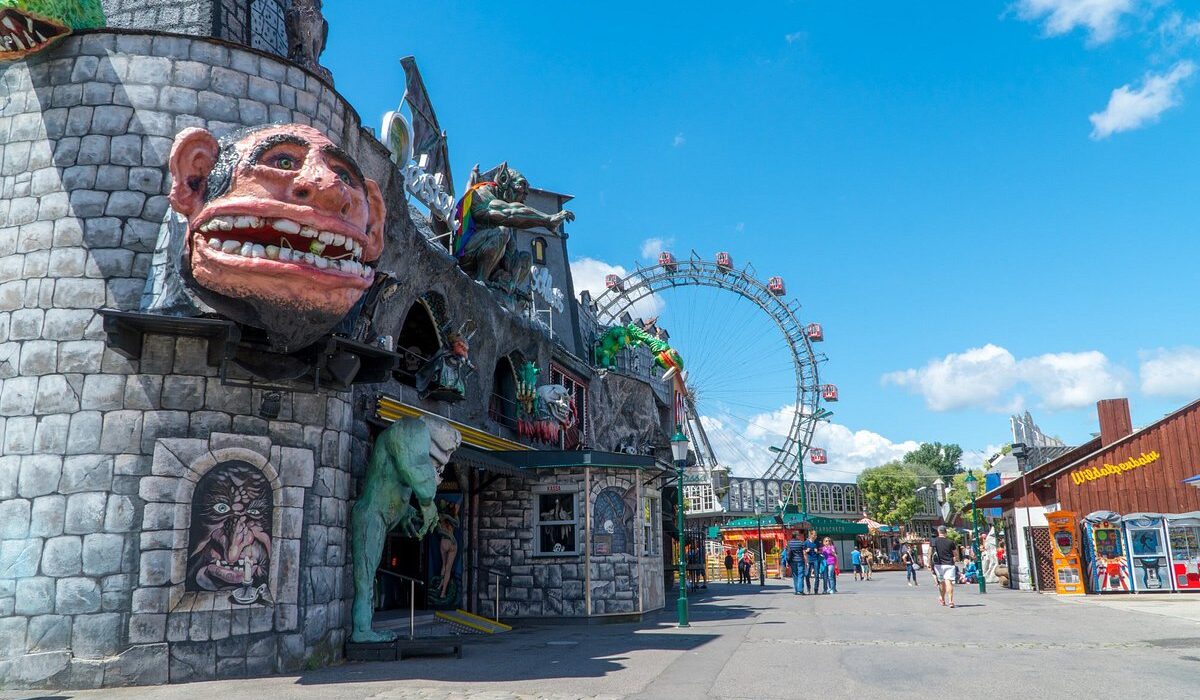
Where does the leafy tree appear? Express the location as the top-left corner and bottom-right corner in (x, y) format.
(857, 462), (921, 526)
(902, 442), (964, 478)
(945, 468), (986, 520)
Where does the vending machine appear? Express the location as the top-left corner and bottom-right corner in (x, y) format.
(1165, 512), (1200, 591)
(1045, 511), (1085, 595)
(1122, 513), (1173, 592)
(1082, 511), (1129, 593)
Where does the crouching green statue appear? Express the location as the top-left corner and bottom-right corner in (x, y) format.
(350, 416), (461, 643)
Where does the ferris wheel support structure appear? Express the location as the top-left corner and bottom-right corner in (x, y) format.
(592, 250), (826, 481)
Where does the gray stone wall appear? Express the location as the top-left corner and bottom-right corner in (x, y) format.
(0, 32), (361, 688)
(477, 469), (663, 619)
(100, 1), (292, 59)
(101, 1), (214, 39)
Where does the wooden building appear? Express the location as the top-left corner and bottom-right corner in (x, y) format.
(983, 398), (1200, 591)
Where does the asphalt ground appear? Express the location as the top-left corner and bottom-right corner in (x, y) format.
(4, 570), (1199, 699)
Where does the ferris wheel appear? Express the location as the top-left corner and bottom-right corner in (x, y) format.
(590, 250), (832, 483)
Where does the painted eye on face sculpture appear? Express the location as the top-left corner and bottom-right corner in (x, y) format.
(247, 507), (262, 518)
(268, 153), (299, 171)
(213, 502), (231, 515)
(333, 167), (352, 186)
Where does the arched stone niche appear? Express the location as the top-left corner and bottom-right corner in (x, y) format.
(129, 434), (314, 644)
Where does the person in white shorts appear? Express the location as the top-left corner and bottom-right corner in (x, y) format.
(929, 526), (959, 608)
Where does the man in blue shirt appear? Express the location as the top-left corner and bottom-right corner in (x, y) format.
(801, 530), (823, 594)
(785, 531), (806, 594)
(851, 547), (863, 581)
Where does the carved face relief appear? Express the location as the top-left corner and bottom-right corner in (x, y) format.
(187, 461), (273, 592)
(168, 124), (386, 350)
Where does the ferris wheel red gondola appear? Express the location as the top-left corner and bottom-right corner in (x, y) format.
(658, 251), (678, 272)
(821, 384), (838, 402)
(809, 448), (828, 464)
(805, 323), (823, 342)
(715, 251), (733, 272)
(605, 274), (624, 291)
(768, 276), (785, 295)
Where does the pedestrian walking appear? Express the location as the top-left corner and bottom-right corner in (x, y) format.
(901, 544), (918, 586)
(736, 544), (748, 584)
(820, 537), (839, 593)
(930, 526), (959, 608)
(862, 547), (874, 581)
(739, 546), (754, 584)
(724, 549), (735, 584)
(851, 546), (863, 581)
(802, 530), (823, 593)
(785, 530), (806, 594)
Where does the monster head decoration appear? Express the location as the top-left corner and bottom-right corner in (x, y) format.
(187, 461), (272, 595)
(168, 124), (386, 351)
(0, 0), (105, 60)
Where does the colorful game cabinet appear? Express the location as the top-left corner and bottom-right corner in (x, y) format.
(1122, 513), (1173, 592)
(1082, 511), (1130, 593)
(1045, 511), (1085, 595)
(1165, 512), (1200, 591)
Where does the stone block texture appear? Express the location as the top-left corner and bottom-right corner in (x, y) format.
(0, 31), (359, 689)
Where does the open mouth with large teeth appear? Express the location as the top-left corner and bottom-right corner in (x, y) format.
(0, 9), (68, 60)
(194, 214), (374, 281)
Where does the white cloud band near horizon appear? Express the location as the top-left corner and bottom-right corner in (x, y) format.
(1015, 0), (1139, 44)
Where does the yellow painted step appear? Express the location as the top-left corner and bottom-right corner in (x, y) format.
(435, 609), (512, 634)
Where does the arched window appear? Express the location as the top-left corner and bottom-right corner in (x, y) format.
(489, 356), (518, 429)
(818, 485), (831, 512)
(832, 485), (844, 512)
(531, 237), (548, 265)
(807, 485), (819, 513)
(846, 487), (859, 513)
(751, 480), (765, 510)
(766, 481), (780, 508)
(395, 300), (440, 381)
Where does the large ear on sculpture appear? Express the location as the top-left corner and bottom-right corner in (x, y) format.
(360, 177), (387, 262)
(168, 127), (220, 217)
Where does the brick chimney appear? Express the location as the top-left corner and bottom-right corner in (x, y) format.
(1097, 398), (1133, 447)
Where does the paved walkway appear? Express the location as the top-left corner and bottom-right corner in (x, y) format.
(4, 572), (1198, 699)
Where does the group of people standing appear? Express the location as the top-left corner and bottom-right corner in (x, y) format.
(783, 530), (841, 594)
(725, 545), (758, 584)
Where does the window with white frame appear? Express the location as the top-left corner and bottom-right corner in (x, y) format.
(807, 484), (819, 512)
(832, 485), (844, 512)
(846, 487), (859, 513)
(534, 490), (579, 555)
(819, 485), (831, 512)
(685, 483), (718, 513)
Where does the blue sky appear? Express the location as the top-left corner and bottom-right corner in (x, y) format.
(324, 2), (1200, 478)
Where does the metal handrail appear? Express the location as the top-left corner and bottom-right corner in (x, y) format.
(376, 568), (425, 640)
(464, 563), (511, 622)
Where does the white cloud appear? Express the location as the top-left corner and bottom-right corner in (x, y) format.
(1089, 60), (1196, 138)
(700, 404), (919, 480)
(672, 133), (685, 148)
(639, 237), (674, 260)
(1140, 346), (1200, 397)
(569, 257), (664, 319)
(883, 344), (1020, 412)
(784, 30), (806, 44)
(884, 344), (1128, 412)
(1014, 0), (1139, 44)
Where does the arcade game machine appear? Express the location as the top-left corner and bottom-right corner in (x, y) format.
(1122, 513), (1173, 592)
(1045, 511), (1085, 595)
(1082, 511), (1130, 593)
(1165, 512), (1200, 591)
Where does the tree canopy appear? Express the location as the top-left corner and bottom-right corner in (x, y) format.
(902, 442), (964, 478)
(856, 462), (921, 526)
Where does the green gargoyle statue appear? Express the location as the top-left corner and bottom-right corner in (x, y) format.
(350, 416), (461, 643)
(0, 0), (105, 61)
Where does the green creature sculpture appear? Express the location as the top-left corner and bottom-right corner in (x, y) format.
(350, 416), (462, 643)
(594, 322), (685, 381)
(0, 0), (105, 60)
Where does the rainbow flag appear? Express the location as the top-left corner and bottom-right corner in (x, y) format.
(452, 181), (496, 258)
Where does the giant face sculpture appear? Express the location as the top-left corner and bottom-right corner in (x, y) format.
(187, 461), (273, 592)
(168, 124), (386, 351)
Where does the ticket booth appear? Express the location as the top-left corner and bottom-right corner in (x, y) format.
(1046, 511), (1085, 595)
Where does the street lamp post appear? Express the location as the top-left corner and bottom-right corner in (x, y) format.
(753, 498), (766, 586)
(670, 426), (690, 627)
(964, 473), (987, 594)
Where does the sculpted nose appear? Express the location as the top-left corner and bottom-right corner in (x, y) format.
(291, 162), (351, 216)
